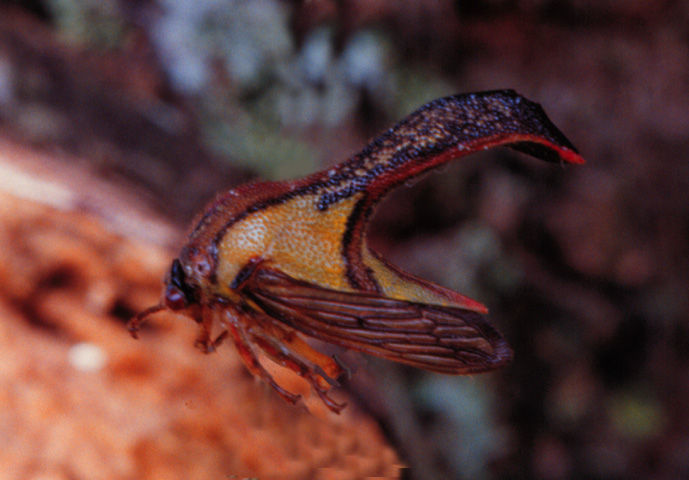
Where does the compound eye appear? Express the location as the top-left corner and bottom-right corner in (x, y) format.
(165, 284), (188, 310)
(169, 259), (186, 290)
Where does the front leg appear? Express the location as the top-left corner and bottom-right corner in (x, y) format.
(195, 328), (228, 353)
(194, 305), (225, 353)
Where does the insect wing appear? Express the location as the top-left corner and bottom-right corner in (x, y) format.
(242, 267), (512, 374)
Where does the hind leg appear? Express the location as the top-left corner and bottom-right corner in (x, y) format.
(218, 308), (303, 406)
(245, 321), (346, 413)
(201, 302), (345, 412)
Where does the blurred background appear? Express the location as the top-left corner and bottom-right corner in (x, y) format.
(0, 1), (688, 479)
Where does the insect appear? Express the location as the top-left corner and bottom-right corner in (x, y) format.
(129, 90), (585, 413)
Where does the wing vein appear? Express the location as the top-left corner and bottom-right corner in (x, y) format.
(244, 267), (512, 373)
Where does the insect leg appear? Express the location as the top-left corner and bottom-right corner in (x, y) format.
(220, 308), (302, 406)
(244, 320), (347, 413)
(193, 303), (230, 353)
(127, 303), (166, 338)
(264, 320), (344, 384)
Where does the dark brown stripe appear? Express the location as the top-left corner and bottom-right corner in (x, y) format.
(341, 198), (381, 293)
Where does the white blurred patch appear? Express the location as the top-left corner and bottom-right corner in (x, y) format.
(68, 342), (107, 372)
(151, 0), (291, 93)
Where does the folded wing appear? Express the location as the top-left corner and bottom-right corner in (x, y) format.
(242, 266), (512, 374)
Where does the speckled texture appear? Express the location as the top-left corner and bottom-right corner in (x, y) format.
(316, 90), (583, 210)
(217, 194), (363, 294)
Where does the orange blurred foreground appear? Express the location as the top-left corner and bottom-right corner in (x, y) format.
(0, 144), (401, 480)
